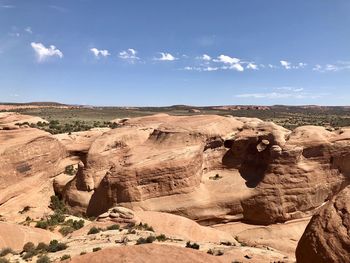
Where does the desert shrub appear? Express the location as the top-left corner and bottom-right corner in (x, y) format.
(0, 247), (14, 257)
(92, 247), (101, 252)
(156, 234), (167, 242)
(36, 220), (49, 229)
(37, 255), (51, 263)
(49, 196), (67, 213)
(185, 241), (200, 250)
(36, 242), (49, 252)
(64, 219), (84, 230)
(106, 224), (120, 231)
(60, 254), (71, 261)
(48, 211), (65, 225)
(209, 174), (223, 180)
(207, 249), (214, 255)
(22, 250), (37, 260)
(48, 240), (67, 252)
(59, 226), (74, 236)
(135, 222), (154, 232)
(136, 235), (156, 245)
(0, 258), (10, 263)
(87, 226), (101, 235)
(64, 165), (75, 176)
(19, 206), (31, 214)
(23, 242), (35, 252)
(127, 228), (136, 234)
(80, 251), (87, 255)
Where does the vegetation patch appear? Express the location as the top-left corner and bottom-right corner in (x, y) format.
(186, 241), (200, 250)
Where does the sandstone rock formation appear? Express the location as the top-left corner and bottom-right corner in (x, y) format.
(0, 222), (59, 251)
(0, 112), (47, 129)
(0, 126), (67, 221)
(58, 114), (350, 226)
(296, 185), (350, 263)
(68, 244), (227, 263)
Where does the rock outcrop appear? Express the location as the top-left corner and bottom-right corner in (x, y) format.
(296, 185), (350, 263)
(0, 222), (59, 251)
(57, 114), (350, 226)
(0, 127), (67, 221)
(68, 244), (227, 263)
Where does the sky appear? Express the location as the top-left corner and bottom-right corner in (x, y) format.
(0, 0), (350, 106)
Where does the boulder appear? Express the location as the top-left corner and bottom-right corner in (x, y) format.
(296, 185), (350, 263)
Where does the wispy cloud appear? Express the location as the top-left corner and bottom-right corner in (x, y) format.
(280, 60), (291, 69)
(313, 61), (350, 72)
(199, 54), (211, 61)
(25, 27), (32, 34)
(31, 42), (63, 62)
(246, 62), (258, 70)
(213, 54), (244, 72)
(49, 5), (68, 13)
(154, 52), (177, 61)
(90, 47), (110, 58)
(119, 48), (139, 63)
(235, 87), (323, 99)
(0, 4), (15, 8)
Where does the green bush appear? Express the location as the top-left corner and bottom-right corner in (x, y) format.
(60, 254), (71, 261)
(36, 220), (49, 229)
(22, 250), (37, 260)
(87, 226), (101, 235)
(36, 242), (49, 252)
(64, 219), (84, 230)
(37, 255), (51, 263)
(19, 206), (31, 214)
(156, 234), (167, 242)
(0, 247), (14, 257)
(92, 247), (101, 252)
(23, 242), (35, 252)
(136, 235), (156, 245)
(49, 195), (67, 213)
(135, 222), (154, 232)
(106, 224), (120, 231)
(48, 240), (67, 252)
(64, 165), (75, 176)
(185, 241), (200, 250)
(59, 226), (74, 236)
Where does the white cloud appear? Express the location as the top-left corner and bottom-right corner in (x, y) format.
(214, 54), (244, 72)
(236, 87), (323, 99)
(280, 60), (291, 69)
(215, 54), (240, 64)
(119, 48), (139, 63)
(203, 66), (218, 71)
(297, 62), (307, 68)
(25, 27), (32, 34)
(155, 52), (177, 61)
(201, 54), (211, 61)
(276, 87), (304, 92)
(313, 64), (322, 71)
(313, 61), (350, 72)
(235, 92), (320, 99)
(31, 42), (63, 62)
(246, 63), (258, 70)
(229, 63), (244, 72)
(90, 47), (110, 58)
(0, 5), (15, 8)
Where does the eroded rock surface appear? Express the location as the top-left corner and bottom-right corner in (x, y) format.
(296, 185), (350, 263)
(0, 127), (67, 221)
(59, 114), (350, 226)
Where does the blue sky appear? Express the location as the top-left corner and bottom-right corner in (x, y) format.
(0, 0), (349, 106)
